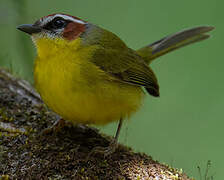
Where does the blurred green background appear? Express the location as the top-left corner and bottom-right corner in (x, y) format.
(0, 0), (222, 179)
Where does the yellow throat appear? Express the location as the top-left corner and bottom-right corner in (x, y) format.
(33, 36), (144, 125)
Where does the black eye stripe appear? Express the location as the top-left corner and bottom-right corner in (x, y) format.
(44, 17), (69, 30)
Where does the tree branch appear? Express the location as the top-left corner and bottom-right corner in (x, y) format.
(0, 68), (192, 179)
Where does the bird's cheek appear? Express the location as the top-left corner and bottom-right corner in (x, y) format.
(63, 22), (85, 41)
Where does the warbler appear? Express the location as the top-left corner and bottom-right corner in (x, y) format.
(17, 13), (213, 154)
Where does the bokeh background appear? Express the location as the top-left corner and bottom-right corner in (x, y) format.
(0, 0), (222, 179)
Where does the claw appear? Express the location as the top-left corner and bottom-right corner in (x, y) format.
(40, 118), (65, 135)
(85, 118), (123, 161)
(85, 139), (117, 161)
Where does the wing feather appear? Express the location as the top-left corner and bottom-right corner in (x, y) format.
(83, 24), (160, 96)
(91, 46), (159, 97)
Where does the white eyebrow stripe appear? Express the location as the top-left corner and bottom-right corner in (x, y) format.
(53, 14), (86, 24)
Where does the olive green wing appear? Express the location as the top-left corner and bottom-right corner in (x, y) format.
(91, 47), (159, 97)
(83, 24), (159, 96)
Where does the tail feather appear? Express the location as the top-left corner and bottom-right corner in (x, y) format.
(137, 26), (214, 64)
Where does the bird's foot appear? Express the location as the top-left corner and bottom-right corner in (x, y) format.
(86, 119), (123, 160)
(40, 117), (65, 135)
(86, 139), (118, 160)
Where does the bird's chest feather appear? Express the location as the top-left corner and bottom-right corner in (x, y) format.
(34, 37), (102, 108)
(33, 37), (143, 124)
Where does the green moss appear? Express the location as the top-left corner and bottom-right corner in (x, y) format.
(0, 175), (10, 180)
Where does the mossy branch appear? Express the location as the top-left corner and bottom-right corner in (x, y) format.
(0, 68), (192, 179)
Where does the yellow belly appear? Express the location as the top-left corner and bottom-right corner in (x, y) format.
(33, 38), (144, 125)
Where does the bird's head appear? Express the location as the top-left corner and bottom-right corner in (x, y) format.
(17, 13), (87, 42)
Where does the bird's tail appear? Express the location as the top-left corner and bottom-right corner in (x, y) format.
(137, 26), (214, 64)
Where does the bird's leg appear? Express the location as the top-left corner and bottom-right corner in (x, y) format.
(104, 118), (123, 156)
(87, 118), (123, 159)
(112, 118), (123, 146)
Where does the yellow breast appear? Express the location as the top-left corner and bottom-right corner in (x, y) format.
(33, 37), (144, 125)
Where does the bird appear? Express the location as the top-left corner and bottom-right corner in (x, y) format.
(17, 13), (214, 155)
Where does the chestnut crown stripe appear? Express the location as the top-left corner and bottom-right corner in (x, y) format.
(39, 14), (86, 26)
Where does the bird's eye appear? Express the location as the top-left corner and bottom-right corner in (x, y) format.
(44, 18), (67, 30)
(52, 18), (67, 29)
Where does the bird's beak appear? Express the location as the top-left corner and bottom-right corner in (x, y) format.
(17, 24), (42, 35)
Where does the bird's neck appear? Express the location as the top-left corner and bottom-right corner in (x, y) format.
(32, 36), (83, 58)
